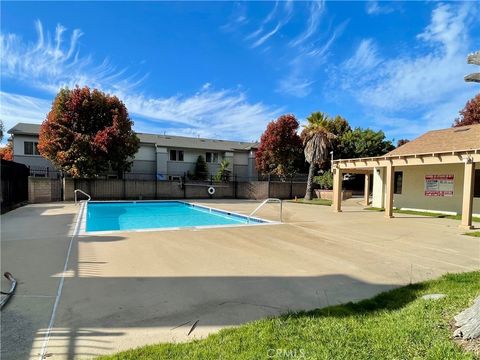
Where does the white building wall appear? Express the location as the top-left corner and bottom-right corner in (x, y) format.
(372, 163), (480, 216)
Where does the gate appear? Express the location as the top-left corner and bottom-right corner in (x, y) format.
(51, 178), (62, 201)
(1, 160), (29, 213)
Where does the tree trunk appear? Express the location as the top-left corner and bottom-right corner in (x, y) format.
(453, 296), (480, 340)
(304, 162), (316, 201)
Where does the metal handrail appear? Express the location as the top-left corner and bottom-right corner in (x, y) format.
(248, 198), (282, 223)
(74, 189), (91, 205)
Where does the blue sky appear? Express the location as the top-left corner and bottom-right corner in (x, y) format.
(1, 1), (479, 143)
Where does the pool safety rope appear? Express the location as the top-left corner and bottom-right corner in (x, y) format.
(0, 272), (17, 309)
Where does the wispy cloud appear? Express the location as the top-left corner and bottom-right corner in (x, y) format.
(343, 39), (381, 72)
(278, 19), (348, 98)
(220, 2), (249, 32)
(228, 1), (343, 98)
(0, 21), (281, 141)
(365, 1), (394, 16)
(0, 92), (51, 132)
(122, 86), (281, 140)
(246, 0), (293, 48)
(289, 0), (325, 47)
(332, 2), (478, 137)
(0, 20), (145, 94)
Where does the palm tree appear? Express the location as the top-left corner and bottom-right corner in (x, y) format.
(302, 112), (336, 201)
(215, 159), (231, 182)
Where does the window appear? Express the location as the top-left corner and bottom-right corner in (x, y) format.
(394, 171), (403, 194)
(169, 150), (184, 161)
(474, 170), (480, 198)
(24, 141), (40, 155)
(206, 152), (218, 163)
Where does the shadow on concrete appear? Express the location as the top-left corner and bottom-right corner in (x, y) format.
(29, 274), (407, 359)
(0, 204), (427, 359)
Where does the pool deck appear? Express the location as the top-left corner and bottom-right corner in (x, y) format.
(1, 199), (479, 359)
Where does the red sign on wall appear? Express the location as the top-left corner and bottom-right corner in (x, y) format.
(424, 174), (454, 197)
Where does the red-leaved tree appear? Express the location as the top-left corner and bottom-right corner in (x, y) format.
(0, 141), (13, 161)
(256, 114), (304, 178)
(453, 93), (480, 127)
(38, 87), (139, 178)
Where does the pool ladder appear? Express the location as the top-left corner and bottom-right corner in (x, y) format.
(248, 198), (282, 223)
(74, 189), (91, 205)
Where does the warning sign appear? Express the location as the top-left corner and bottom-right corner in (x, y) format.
(424, 174), (454, 197)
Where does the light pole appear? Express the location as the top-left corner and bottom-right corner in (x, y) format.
(330, 151), (334, 172)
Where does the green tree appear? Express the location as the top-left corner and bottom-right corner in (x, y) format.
(303, 113), (351, 169)
(193, 155), (209, 180)
(38, 86), (139, 178)
(301, 112), (336, 200)
(340, 128), (394, 159)
(314, 170), (333, 190)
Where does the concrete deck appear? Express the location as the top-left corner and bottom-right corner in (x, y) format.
(1, 199), (479, 359)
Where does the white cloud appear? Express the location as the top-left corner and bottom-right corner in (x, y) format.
(333, 2), (478, 138)
(344, 39), (381, 72)
(0, 20), (144, 95)
(289, 0), (325, 47)
(365, 1), (394, 15)
(123, 87), (281, 140)
(1, 21), (282, 141)
(277, 75), (315, 98)
(0, 91), (51, 134)
(252, 22), (283, 48)
(246, 0), (293, 48)
(278, 20), (347, 98)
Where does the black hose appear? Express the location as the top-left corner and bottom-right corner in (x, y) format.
(0, 272), (17, 309)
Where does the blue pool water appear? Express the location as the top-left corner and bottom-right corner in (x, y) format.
(86, 201), (264, 232)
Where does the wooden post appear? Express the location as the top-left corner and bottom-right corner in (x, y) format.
(460, 160), (475, 229)
(384, 164), (394, 218)
(364, 173), (370, 206)
(332, 168), (342, 212)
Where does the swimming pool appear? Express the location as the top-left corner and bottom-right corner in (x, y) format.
(84, 201), (269, 233)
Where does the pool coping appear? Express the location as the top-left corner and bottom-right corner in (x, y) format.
(78, 200), (279, 235)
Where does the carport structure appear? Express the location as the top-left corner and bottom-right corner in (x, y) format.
(332, 124), (480, 229)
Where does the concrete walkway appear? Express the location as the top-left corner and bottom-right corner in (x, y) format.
(1, 200), (479, 359)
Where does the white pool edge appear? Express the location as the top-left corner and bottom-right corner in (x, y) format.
(78, 200), (280, 235)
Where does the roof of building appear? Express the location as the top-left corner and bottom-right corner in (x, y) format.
(387, 123), (480, 156)
(136, 133), (257, 151)
(7, 123), (41, 136)
(8, 122), (258, 151)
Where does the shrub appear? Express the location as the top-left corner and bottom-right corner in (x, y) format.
(314, 170), (333, 190)
(193, 155), (209, 180)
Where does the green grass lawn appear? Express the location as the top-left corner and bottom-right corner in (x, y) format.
(366, 207), (480, 223)
(465, 231), (480, 237)
(288, 198), (332, 206)
(98, 271), (480, 360)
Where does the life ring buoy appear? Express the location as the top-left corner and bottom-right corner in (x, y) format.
(207, 186), (216, 195)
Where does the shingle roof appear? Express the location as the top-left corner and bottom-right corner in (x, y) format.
(8, 123), (41, 136)
(7, 122), (258, 151)
(137, 133), (258, 151)
(387, 123), (480, 156)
